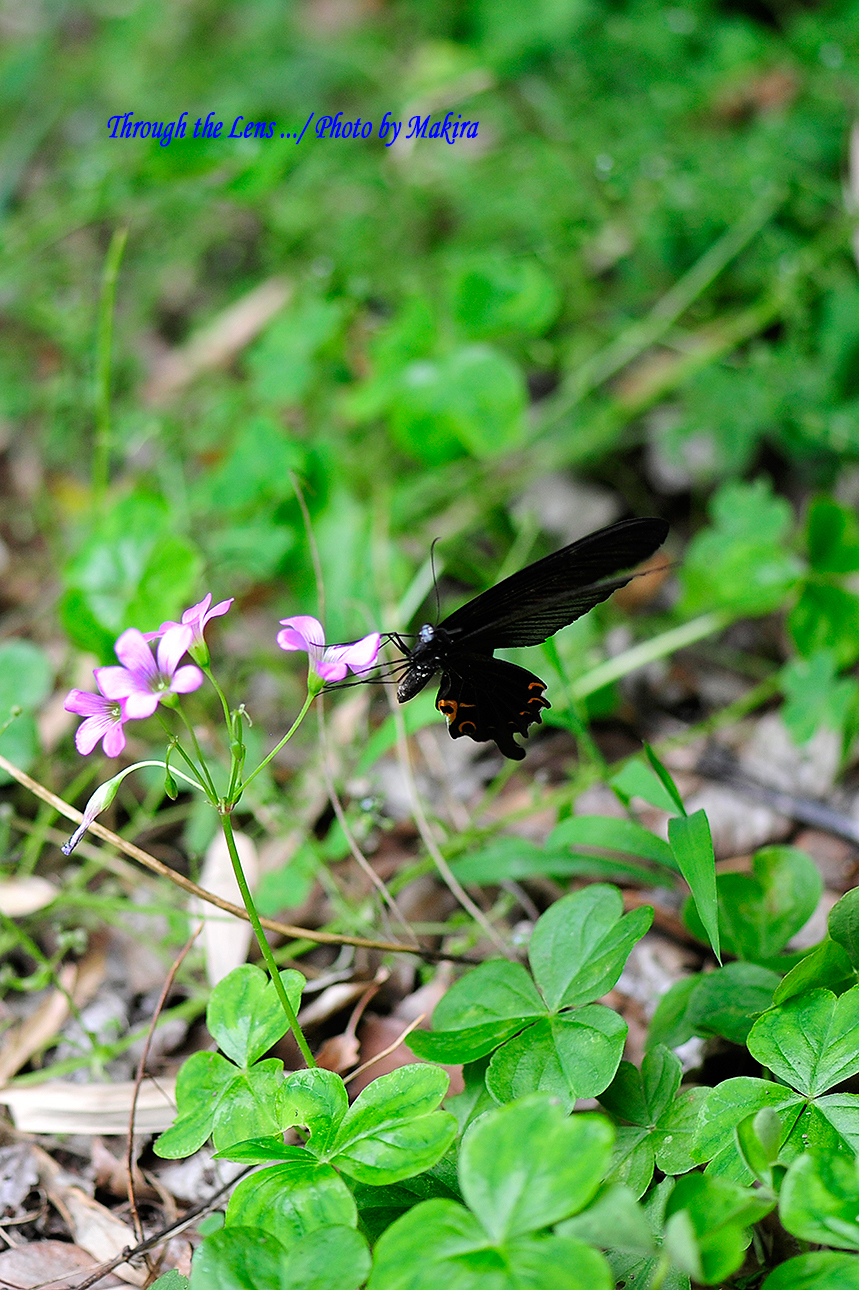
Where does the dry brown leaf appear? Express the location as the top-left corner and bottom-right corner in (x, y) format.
(39, 1163), (145, 1288)
(350, 966), (461, 1094)
(0, 942), (105, 1086)
(0, 1142), (39, 1216)
(308, 972), (390, 1073)
(144, 277), (292, 404)
(298, 981), (369, 1027)
(91, 1138), (154, 1200)
(315, 1032), (361, 1072)
(0, 876), (57, 916)
(0, 1077), (177, 1134)
(0, 1239), (124, 1289)
(612, 552), (672, 612)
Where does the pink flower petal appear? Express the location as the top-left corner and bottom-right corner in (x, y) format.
(171, 664), (204, 694)
(64, 689), (104, 717)
(205, 597), (233, 620)
(75, 716), (108, 755)
(122, 691), (160, 720)
(341, 632), (381, 673)
(95, 665), (136, 700)
(157, 624), (194, 677)
(184, 594), (213, 624)
(101, 723), (127, 758)
(115, 629), (158, 685)
(316, 656), (350, 682)
(277, 615), (325, 655)
(141, 622), (178, 642)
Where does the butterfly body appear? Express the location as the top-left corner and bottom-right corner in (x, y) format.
(395, 624), (450, 703)
(395, 517), (669, 760)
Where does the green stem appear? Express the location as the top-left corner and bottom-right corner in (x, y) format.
(236, 687), (315, 800)
(155, 713), (216, 801)
(206, 665), (234, 731)
(219, 812), (316, 1069)
(571, 610), (734, 700)
(110, 759), (204, 795)
(92, 226), (129, 511)
(175, 707), (220, 801)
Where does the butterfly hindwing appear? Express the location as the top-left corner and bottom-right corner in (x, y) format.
(436, 655), (551, 761)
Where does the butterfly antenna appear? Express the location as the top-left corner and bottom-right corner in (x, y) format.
(430, 537), (441, 623)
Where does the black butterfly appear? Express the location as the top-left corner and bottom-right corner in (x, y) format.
(394, 517), (669, 760)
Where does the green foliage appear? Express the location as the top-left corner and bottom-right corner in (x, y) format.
(60, 494), (203, 659)
(764, 1253), (859, 1290)
(150, 874), (859, 1285)
(598, 1046), (708, 1197)
(692, 982), (859, 1179)
(650, 960), (781, 1048)
(682, 845), (821, 968)
(781, 649), (859, 747)
(678, 478), (801, 619)
(790, 498), (859, 669)
(662, 1173), (774, 1285)
(386, 345), (528, 465)
(448, 255), (559, 339)
(780, 1152), (859, 1251)
(154, 964), (306, 1157)
(16, 0), (859, 1282)
(368, 1096), (615, 1290)
(190, 1225), (370, 1290)
(451, 815), (676, 887)
(669, 811), (720, 963)
(0, 640), (52, 784)
(407, 885), (651, 1108)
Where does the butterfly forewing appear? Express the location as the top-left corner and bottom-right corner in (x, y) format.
(395, 516), (669, 759)
(439, 517), (669, 649)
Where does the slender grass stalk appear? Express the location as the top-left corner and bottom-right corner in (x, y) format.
(92, 225), (129, 511)
(571, 611), (734, 700)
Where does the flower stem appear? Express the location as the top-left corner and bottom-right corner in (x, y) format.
(235, 688), (315, 800)
(206, 665), (233, 731)
(175, 707), (220, 801)
(155, 713), (216, 801)
(219, 811), (316, 1068)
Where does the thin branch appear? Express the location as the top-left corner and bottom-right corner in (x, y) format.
(345, 1013), (426, 1085)
(126, 925), (201, 1247)
(0, 752), (480, 964)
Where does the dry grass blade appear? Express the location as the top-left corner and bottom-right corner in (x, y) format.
(144, 276), (292, 404)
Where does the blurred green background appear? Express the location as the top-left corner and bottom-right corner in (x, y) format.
(2, 0), (859, 765)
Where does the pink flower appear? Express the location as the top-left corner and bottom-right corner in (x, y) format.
(64, 677), (129, 757)
(276, 615), (380, 683)
(143, 593), (234, 663)
(97, 625), (204, 720)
